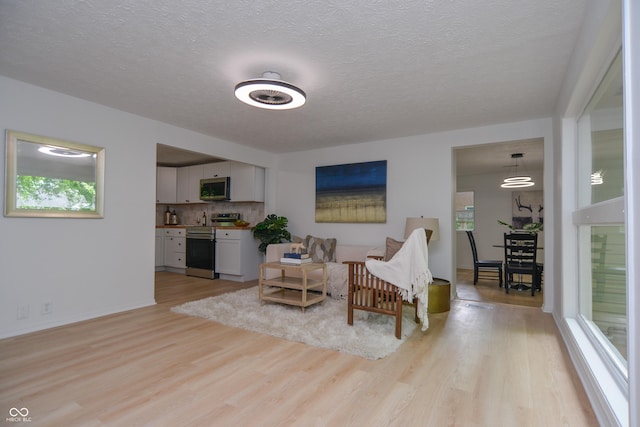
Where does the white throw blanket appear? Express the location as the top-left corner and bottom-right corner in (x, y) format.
(365, 228), (433, 330)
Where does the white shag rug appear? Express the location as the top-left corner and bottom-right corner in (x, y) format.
(171, 286), (418, 360)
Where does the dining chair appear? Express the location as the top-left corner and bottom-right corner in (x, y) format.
(466, 231), (503, 287)
(503, 232), (540, 296)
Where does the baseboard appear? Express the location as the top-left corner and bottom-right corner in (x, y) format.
(0, 298), (157, 340)
(218, 273), (258, 282)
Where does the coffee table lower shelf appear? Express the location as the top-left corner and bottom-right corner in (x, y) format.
(261, 288), (326, 309)
(259, 262), (327, 312)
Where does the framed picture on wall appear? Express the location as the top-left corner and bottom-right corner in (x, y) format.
(315, 160), (387, 223)
(511, 190), (543, 229)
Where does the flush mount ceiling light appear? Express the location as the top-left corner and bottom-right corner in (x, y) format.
(500, 153), (535, 188)
(234, 71), (306, 110)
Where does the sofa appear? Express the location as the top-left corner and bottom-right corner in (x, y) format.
(265, 240), (384, 299)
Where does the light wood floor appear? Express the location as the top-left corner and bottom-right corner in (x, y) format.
(456, 268), (543, 308)
(0, 272), (597, 426)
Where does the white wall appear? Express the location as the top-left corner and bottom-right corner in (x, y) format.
(274, 119), (553, 290)
(0, 76), (275, 338)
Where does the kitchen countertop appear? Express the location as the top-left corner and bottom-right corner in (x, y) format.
(156, 225), (251, 230)
(213, 226), (252, 230)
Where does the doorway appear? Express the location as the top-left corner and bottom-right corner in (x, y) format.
(454, 138), (544, 308)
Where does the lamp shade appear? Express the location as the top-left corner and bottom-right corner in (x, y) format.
(404, 217), (440, 241)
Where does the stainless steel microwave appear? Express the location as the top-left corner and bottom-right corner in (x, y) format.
(200, 177), (230, 201)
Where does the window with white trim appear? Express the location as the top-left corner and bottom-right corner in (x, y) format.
(575, 49), (628, 371)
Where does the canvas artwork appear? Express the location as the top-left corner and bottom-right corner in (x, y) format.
(511, 190), (543, 229)
(315, 160), (387, 223)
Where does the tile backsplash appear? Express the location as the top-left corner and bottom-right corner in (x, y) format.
(156, 202), (265, 227)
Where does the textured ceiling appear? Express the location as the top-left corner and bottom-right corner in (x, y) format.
(0, 0), (586, 168)
(455, 138), (544, 177)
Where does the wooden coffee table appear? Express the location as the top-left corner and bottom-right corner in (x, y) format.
(259, 262), (327, 311)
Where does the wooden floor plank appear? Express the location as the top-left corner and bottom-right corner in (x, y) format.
(0, 271), (597, 426)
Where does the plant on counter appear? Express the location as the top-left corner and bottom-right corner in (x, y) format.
(252, 214), (292, 253)
(497, 219), (544, 233)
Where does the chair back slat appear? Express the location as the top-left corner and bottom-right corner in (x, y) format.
(503, 232), (538, 268)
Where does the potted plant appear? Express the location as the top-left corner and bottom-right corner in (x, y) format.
(498, 219), (544, 233)
(252, 214), (292, 253)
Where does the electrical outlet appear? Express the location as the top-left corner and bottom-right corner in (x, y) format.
(17, 305), (30, 320)
(41, 302), (52, 315)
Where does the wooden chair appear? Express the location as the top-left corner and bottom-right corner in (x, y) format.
(345, 229), (432, 339)
(503, 232), (539, 296)
(466, 231), (503, 287)
(345, 260), (418, 339)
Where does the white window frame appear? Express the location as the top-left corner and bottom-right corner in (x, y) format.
(559, 1), (639, 425)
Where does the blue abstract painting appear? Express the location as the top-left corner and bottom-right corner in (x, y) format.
(315, 160), (387, 223)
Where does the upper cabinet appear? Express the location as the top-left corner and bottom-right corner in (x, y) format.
(158, 161), (264, 204)
(176, 165), (204, 203)
(156, 166), (177, 203)
(230, 162), (265, 202)
(203, 161), (230, 179)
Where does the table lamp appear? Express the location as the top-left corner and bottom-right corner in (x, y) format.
(404, 217), (440, 241)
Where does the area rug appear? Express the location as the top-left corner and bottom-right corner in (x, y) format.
(171, 286), (418, 360)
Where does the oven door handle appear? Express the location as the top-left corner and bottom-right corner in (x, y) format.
(186, 235), (215, 241)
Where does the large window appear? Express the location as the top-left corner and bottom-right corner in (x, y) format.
(575, 49), (627, 370)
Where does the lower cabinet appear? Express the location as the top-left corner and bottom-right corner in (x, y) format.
(215, 228), (262, 281)
(216, 237), (242, 275)
(155, 229), (164, 270)
(163, 228), (186, 270)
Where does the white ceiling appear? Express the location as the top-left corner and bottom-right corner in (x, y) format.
(455, 138), (544, 177)
(0, 0), (585, 171)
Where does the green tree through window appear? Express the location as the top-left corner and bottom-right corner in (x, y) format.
(17, 175), (96, 211)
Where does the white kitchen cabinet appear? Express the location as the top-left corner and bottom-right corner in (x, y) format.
(156, 167), (177, 203)
(163, 228), (186, 269)
(203, 161), (230, 179)
(215, 228), (262, 281)
(229, 162), (265, 202)
(176, 165), (204, 204)
(155, 229), (165, 270)
(216, 236), (242, 275)
(161, 160), (264, 204)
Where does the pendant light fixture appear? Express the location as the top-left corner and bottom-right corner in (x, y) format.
(234, 71), (306, 110)
(501, 153), (535, 188)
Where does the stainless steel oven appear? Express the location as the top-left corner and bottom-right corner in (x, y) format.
(185, 226), (218, 279)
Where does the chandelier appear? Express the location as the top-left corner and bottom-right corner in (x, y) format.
(501, 153), (535, 188)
